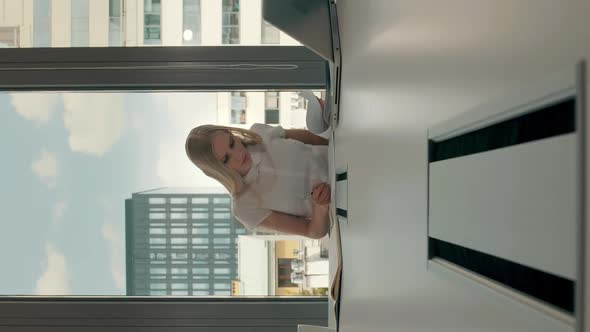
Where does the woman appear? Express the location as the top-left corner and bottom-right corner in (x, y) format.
(185, 93), (331, 239)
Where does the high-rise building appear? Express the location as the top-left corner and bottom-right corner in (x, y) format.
(0, 0), (313, 129)
(125, 187), (248, 296)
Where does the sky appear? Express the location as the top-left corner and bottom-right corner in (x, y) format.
(0, 91), (223, 295)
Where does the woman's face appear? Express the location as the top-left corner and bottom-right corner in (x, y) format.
(210, 131), (252, 176)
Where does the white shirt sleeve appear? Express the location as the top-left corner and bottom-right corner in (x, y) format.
(231, 195), (273, 230)
(249, 123), (286, 141)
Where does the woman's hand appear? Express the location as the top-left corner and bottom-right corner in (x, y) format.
(311, 182), (331, 206)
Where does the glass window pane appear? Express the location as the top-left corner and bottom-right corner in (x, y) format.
(192, 212), (209, 219)
(171, 212), (188, 219)
(149, 198), (166, 204)
(171, 238), (188, 244)
(144, 0), (162, 44)
(213, 197), (230, 204)
(192, 238), (209, 245)
(192, 228), (209, 235)
(170, 198), (188, 204)
(170, 228), (188, 235)
(214, 268), (230, 274)
(191, 198), (208, 204)
(192, 268), (209, 275)
(71, 0), (89, 47)
(33, 0), (52, 47)
(213, 238), (230, 245)
(183, 0), (201, 45)
(192, 283), (209, 290)
(213, 228), (230, 235)
(213, 213), (230, 219)
(149, 228), (166, 235)
(149, 212), (166, 219)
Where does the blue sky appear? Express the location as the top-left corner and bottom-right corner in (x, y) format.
(0, 91), (220, 295)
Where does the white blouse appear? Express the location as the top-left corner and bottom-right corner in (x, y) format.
(231, 123), (329, 230)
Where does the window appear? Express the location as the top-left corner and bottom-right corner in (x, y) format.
(214, 253), (230, 260)
(214, 290), (231, 295)
(170, 198), (188, 204)
(192, 268), (209, 275)
(150, 283), (166, 290)
(171, 212), (188, 219)
(71, 0), (89, 47)
(33, 0), (52, 47)
(265, 109), (280, 124)
(213, 228), (230, 235)
(213, 238), (230, 245)
(214, 213), (230, 219)
(236, 228), (247, 235)
(144, 0), (162, 44)
(149, 197), (166, 204)
(183, 0), (201, 45)
(192, 238), (209, 245)
(192, 213), (208, 219)
(230, 92), (247, 124)
(149, 212), (166, 219)
(214, 268), (230, 274)
(192, 283), (209, 290)
(214, 284), (230, 291)
(171, 283), (188, 290)
(171, 253), (188, 259)
(150, 268), (166, 275)
(278, 259), (298, 287)
(149, 228), (166, 235)
(170, 228), (188, 235)
(171, 290), (188, 296)
(213, 197), (230, 204)
(0, 27), (19, 48)
(149, 238), (166, 245)
(261, 20), (280, 44)
(191, 198), (208, 204)
(265, 92), (280, 124)
(109, 0), (123, 46)
(192, 228), (209, 235)
(171, 268), (188, 275)
(171, 238), (188, 245)
(222, 0), (240, 44)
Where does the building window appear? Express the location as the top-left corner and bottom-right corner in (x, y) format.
(170, 228), (188, 235)
(144, 0), (162, 45)
(213, 228), (230, 235)
(222, 0), (239, 44)
(213, 238), (230, 245)
(193, 290), (209, 295)
(236, 228), (247, 235)
(149, 197), (166, 204)
(150, 283), (166, 290)
(149, 212), (166, 219)
(192, 238), (209, 245)
(213, 197), (230, 204)
(170, 212), (188, 219)
(192, 268), (209, 275)
(183, 0), (201, 45)
(71, 0), (89, 47)
(171, 268), (188, 275)
(109, 0), (123, 46)
(34, 0), (52, 47)
(149, 228), (166, 235)
(191, 197), (208, 204)
(192, 283), (209, 290)
(265, 92), (280, 124)
(170, 197), (188, 204)
(214, 268), (230, 275)
(149, 238), (166, 245)
(213, 213), (230, 219)
(230, 92), (247, 124)
(191, 212), (208, 220)
(261, 20), (280, 44)
(0, 27), (19, 47)
(150, 268), (166, 275)
(192, 227), (209, 235)
(278, 259), (298, 287)
(171, 238), (188, 245)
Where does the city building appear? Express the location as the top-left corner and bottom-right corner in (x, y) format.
(125, 187), (248, 296)
(0, 0), (314, 129)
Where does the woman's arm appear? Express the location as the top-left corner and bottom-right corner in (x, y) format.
(258, 209), (329, 239)
(284, 129), (329, 146)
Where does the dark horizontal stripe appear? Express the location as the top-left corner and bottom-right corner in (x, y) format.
(336, 209), (347, 218)
(336, 172), (347, 181)
(430, 98), (575, 162)
(429, 237), (574, 313)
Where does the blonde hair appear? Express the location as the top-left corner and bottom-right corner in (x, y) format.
(185, 125), (262, 197)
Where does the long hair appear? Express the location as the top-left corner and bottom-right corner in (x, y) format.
(185, 125), (262, 197)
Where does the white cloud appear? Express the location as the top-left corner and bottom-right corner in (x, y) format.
(62, 93), (126, 156)
(9, 93), (61, 124)
(35, 245), (71, 295)
(31, 150), (58, 189)
(101, 223), (125, 291)
(52, 200), (68, 226)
